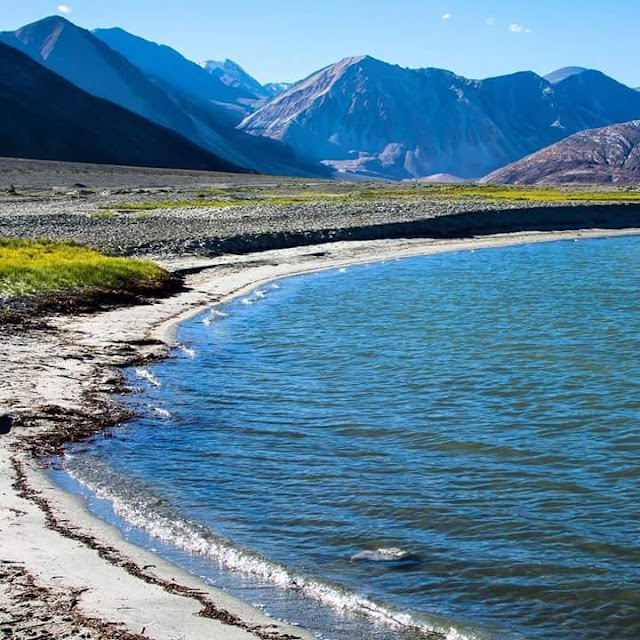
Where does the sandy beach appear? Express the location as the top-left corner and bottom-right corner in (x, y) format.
(2, 221), (640, 639)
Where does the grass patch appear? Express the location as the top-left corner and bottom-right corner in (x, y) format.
(349, 184), (640, 203)
(0, 239), (170, 298)
(425, 185), (640, 202)
(96, 184), (640, 212)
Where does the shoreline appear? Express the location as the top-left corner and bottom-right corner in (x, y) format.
(2, 227), (640, 640)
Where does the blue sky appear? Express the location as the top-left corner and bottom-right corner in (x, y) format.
(4, 1), (638, 87)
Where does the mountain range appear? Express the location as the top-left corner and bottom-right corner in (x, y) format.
(240, 56), (640, 180)
(0, 15), (639, 183)
(0, 16), (326, 177)
(199, 59), (290, 104)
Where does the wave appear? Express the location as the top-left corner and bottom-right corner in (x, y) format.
(177, 344), (196, 358)
(351, 548), (418, 563)
(63, 464), (481, 640)
(151, 406), (172, 419)
(134, 367), (161, 387)
(201, 309), (229, 325)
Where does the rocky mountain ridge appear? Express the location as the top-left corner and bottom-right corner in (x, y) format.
(240, 56), (640, 180)
(483, 120), (640, 184)
(0, 16), (326, 177)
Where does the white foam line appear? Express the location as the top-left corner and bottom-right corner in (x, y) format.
(202, 309), (229, 325)
(64, 469), (480, 640)
(134, 367), (161, 387)
(151, 407), (172, 419)
(177, 344), (196, 358)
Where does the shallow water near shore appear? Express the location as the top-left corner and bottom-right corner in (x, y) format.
(56, 236), (640, 640)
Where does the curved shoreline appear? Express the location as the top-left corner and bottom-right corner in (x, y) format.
(2, 227), (640, 640)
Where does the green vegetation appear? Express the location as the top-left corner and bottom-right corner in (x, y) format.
(0, 239), (170, 298)
(96, 182), (640, 212)
(352, 183), (640, 201)
(421, 185), (640, 202)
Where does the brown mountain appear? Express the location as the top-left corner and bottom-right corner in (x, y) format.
(483, 121), (640, 184)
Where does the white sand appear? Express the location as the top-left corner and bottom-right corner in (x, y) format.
(2, 228), (639, 639)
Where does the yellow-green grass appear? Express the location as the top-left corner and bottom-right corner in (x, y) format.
(97, 184), (640, 211)
(354, 184), (640, 201)
(424, 186), (640, 202)
(0, 239), (169, 298)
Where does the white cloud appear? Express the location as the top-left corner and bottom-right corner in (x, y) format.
(441, 13), (452, 21)
(486, 17), (496, 26)
(57, 4), (72, 13)
(509, 23), (532, 33)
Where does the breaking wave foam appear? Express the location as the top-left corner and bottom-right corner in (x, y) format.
(151, 406), (172, 419)
(134, 368), (161, 387)
(64, 466), (479, 640)
(201, 309), (229, 325)
(177, 344), (197, 358)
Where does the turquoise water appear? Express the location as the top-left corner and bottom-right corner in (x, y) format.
(60, 236), (640, 640)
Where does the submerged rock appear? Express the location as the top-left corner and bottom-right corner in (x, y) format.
(351, 547), (419, 563)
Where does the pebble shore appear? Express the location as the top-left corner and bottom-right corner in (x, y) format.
(3, 157), (640, 259)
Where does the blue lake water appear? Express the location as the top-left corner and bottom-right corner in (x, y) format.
(57, 236), (640, 640)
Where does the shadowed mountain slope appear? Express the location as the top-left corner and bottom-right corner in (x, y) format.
(0, 17), (326, 177)
(94, 28), (254, 120)
(0, 42), (244, 171)
(0, 16), (195, 135)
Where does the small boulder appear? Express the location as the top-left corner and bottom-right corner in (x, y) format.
(0, 414), (12, 435)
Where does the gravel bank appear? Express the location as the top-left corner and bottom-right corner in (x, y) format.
(3, 157), (640, 260)
(3, 187), (640, 259)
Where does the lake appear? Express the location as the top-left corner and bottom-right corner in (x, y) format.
(56, 235), (640, 640)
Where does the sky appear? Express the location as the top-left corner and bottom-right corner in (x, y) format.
(3, 1), (639, 87)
